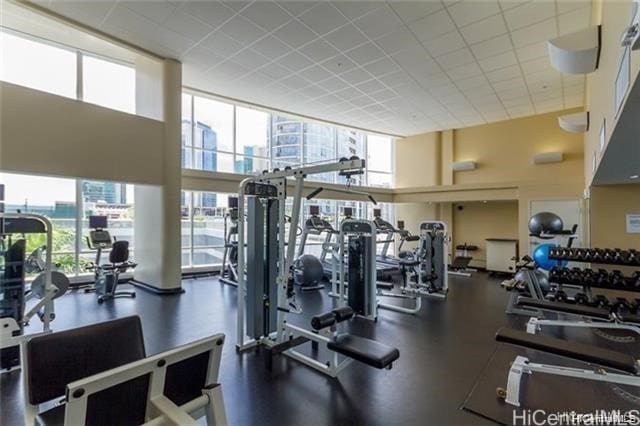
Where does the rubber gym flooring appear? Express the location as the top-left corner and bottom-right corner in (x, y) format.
(2, 272), (638, 425)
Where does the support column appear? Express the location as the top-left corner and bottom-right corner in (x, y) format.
(441, 129), (454, 185)
(133, 59), (183, 293)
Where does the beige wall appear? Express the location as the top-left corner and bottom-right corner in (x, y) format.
(585, 0), (640, 186)
(590, 184), (640, 249)
(453, 109), (584, 185)
(0, 82), (164, 185)
(394, 131), (440, 188)
(452, 201), (519, 268)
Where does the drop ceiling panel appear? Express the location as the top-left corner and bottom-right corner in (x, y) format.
(33, 0), (590, 136)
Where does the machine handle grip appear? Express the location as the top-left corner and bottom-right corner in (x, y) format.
(311, 312), (336, 330)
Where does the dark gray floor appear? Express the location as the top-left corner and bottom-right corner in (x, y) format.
(2, 272), (515, 425)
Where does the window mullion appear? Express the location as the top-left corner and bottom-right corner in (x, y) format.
(76, 51), (83, 101)
(74, 179), (83, 276)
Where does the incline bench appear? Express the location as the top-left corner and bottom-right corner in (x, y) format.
(495, 326), (640, 407)
(516, 296), (640, 336)
(269, 306), (400, 377)
(24, 316), (226, 425)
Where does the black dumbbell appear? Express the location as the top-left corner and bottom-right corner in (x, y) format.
(613, 249), (624, 264)
(631, 271), (640, 291)
(603, 249), (615, 263)
(574, 293), (589, 305)
(610, 270), (626, 289)
(592, 248), (604, 263)
(549, 266), (562, 283)
(574, 248), (587, 261)
(582, 268), (596, 286)
(612, 297), (634, 314)
(592, 294), (610, 308)
(628, 249), (639, 266)
(596, 269), (610, 287)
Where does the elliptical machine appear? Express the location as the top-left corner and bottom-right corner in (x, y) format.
(220, 197), (240, 287)
(85, 215), (136, 303)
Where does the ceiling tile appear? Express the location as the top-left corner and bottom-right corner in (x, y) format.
(333, 1), (383, 20)
(200, 31), (244, 57)
(323, 24), (368, 52)
(355, 78), (386, 94)
(498, 87), (530, 101)
(353, 4), (405, 39)
(279, 74), (312, 90)
(279, 51), (314, 72)
(299, 39), (339, 62)
(152, 26), (194, 53)
(486, 64), (521, 82)
(501, 96), (532, 107)
(491, 76), (526, 92)
(260, 62), (291, 79)
(272, 19), (316, 48)
(478, 50), (518, 72)
(436, 48), (475, 70)
(389, 1), (444, 24)
(345, 42), (385, 66)
(391, 46), (431, 68)
(374, 27), (418, 55)
(557, 0), (592, 14)
(321, 54), (358, 74)
(241, 1), (292, 31)
(47, 1), (115, 28)
(521, 57), (553, 75)
(447, 0), (500, 27)
(232, 48), (271, 69)
(209, 59), (251, 80)
(162, 10), (212, 41)
(181, 1), (235, 29)
(379, 70), (410, 88)
(252, 35), (292, 59)
(220, 16), (266, 46)
(275, 1), (316, 17)
(515, 41), (548, 62)
(121, 1), (176, 24)
(424, 31), (466, 57)
(182, 45), (226, 70)
(299, 65), (334, 83)
(298, 3), (348, 36)
(363, 57), (399, 77)
(104, 5), (158, 36)
(457, 75), (489, 90)
(447, 62), (483, 80)
(409, 10), (456, 42)
(459, 14), (508, 44)
(511, 18), (557, 48)
(469, 34), (513, 59)
(558, 6), (592, 35)
(321, 76), (349, 92)
(503, 1), (555, 31)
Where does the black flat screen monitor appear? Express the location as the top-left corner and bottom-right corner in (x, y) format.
(343, 207), (353, 217)
(309, 205), (320, 215)
(228, 196), (239, 209)
(89, 215), (108, 229)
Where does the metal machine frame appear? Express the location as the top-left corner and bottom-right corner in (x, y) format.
(236, 158), (366, 352)
(418, 221), (448, 299)
(1, 213), (57, 372)
(501, 355), (640, 407)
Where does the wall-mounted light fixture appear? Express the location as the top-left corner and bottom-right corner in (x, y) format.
(452, 161), (477, 172)
(558, 111), (589, 133)
(533, 151), (564, 165)
(548, 26), (601, 74)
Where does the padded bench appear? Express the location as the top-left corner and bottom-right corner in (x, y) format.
(496, 326), (638, 374)
(328, 334), (399, 369)
(516, 296), (611, 320)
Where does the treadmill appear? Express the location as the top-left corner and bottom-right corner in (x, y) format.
(372, 210), (420, 269)
(298, 206), (397, 280)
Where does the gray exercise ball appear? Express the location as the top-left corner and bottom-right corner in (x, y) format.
(528, 212), (563, 236)
(515, 269), (550, 294)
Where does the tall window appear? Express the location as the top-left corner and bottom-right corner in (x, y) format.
(366, 135), (393, 188)
(0, 31), (76, 99)
(82, 55), (135, 113)
(181, 191), (230, 268)
(0, 173), (134, 277)
(181, 92), (395, 187)
(0, 30), (136, 113)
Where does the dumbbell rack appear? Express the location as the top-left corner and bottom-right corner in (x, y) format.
(546, 247), (640, 312)
(548, 247), (640, 267)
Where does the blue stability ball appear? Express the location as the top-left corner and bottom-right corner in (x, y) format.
(533, 243), (567, 270)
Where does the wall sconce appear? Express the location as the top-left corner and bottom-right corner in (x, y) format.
(533, 152), (564, 165)
(452, 161), (477, 171)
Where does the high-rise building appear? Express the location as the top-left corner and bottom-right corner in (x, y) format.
(182, 119), (217, 171)
(82, 181), (127, 204)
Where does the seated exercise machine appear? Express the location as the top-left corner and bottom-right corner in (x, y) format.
(415, 221), (448, 299)
(448, 243), (478, 277)
(23, 315), (226, 425)
(495, 326), (640, 407)
(235, 158), (400, 377)
(85, 215), (137, 303)
(1, 211), (68, 373)
(219, 196), (240, 287)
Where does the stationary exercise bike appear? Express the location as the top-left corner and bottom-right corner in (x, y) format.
(85, 215), (136, 303)
(220, 197), (239, 287)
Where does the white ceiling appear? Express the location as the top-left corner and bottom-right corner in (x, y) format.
(28, 0), (591, 136)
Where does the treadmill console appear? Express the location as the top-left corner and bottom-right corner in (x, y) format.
(89, 230), (112, 249)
